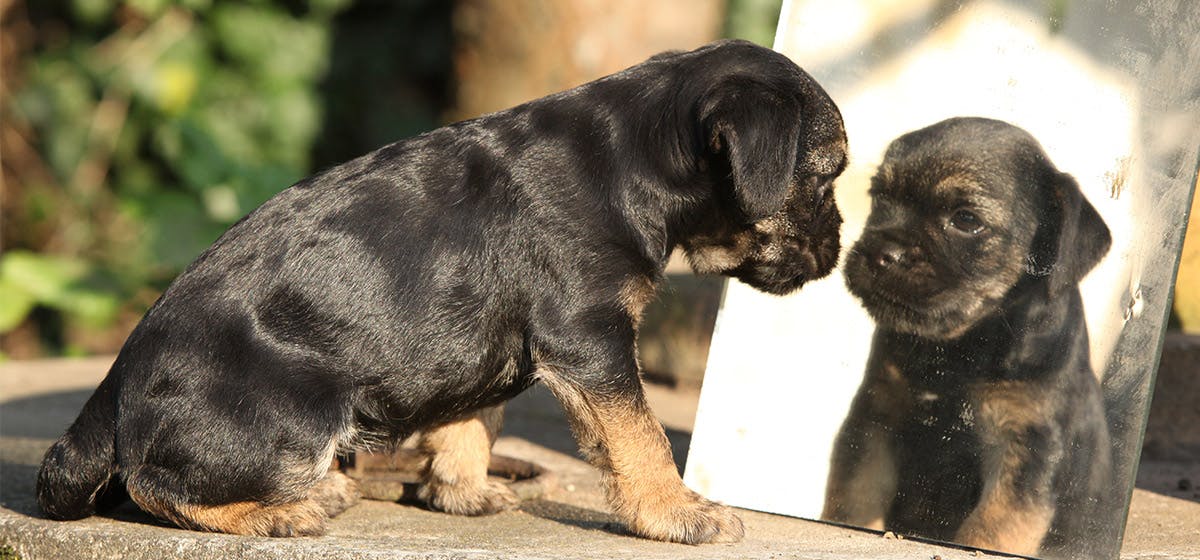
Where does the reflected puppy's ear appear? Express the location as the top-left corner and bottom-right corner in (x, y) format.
(702, 78), (802, 223)
(1032, 172), (1112, 295)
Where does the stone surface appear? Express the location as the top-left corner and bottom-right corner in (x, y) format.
(1, 354), (1198, 560)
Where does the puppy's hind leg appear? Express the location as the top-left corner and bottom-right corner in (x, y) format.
(126, 465), (330, 537)
(125, 435), (358, 537)
(417, 405), (519, 515)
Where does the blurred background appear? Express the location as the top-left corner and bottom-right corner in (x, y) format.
(0, 0), (780, 359)
(0, 0), (1195, 364)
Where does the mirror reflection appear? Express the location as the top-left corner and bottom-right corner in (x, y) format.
(683, 2), (1200, 559)
(824, 117), (1115, 559)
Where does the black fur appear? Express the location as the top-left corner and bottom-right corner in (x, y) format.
(38, 40), (847, 542)
(825, 117), (1112, 559)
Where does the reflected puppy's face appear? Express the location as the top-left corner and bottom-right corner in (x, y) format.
(845, 117), (1110, 339)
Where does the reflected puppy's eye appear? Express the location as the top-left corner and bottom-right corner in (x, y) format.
(949, 209), (984, 234)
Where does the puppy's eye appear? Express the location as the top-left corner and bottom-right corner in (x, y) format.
(949, 209), (984, 234)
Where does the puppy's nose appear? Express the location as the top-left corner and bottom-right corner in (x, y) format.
(874, 241), (908, 268)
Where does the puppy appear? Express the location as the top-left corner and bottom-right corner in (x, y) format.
(37, 40), (847, 545)
(822, 117), (1112, 558)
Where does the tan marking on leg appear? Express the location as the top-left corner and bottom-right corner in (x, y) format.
(618, 275), (657, 325)
(955, 482), (1054, 555)
(823, 363), (907, 529)
(824, 357), (911, 530)
(822, 422), (896, 530)
(417, 405), (517, 515)
(974, 382), (1056, 434)
(538, 369), (744, 544)
(956, 381), (1058, 555)
(127, 486), (327, 537)
(124, 434), (347, 537)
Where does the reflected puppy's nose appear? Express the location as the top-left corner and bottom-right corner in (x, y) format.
(874, 240), (908, 268)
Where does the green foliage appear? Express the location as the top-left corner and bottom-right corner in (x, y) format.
(0, 252), (120, 332)
(4, 0), (453, 355)
(4, 0), (355, 353)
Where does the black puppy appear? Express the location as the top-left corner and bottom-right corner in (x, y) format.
(822, 118), (1112, 558)
(38, 40), (847, 545)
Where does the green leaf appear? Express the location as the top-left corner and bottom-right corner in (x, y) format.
(179, 0), (212, 12)
(140, 192), (224, 269)
(308, 0), (354, 18)
(124, 0), (169, 19)
(176, 119), (230, 189)
(230, 164), (296, 216)
(265, 88), (321, 162)
(0, 277), (36, 332)
(0, 251), (87, 303)
(54, 288), (121, 327)
(71, 0), (115, 26)
(212, 4), (330, 85)
(0, 251), (121, 328)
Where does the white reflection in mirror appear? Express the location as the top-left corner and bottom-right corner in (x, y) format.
(683, 2), (1200, 559)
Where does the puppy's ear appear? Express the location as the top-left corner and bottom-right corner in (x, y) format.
(1032, 172), (1112, 295)
(703, 82), (801, 223)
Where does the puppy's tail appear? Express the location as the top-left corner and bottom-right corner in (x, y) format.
(37, 373), (122, 520)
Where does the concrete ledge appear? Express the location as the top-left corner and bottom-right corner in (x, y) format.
(2, 353), (1198, 559)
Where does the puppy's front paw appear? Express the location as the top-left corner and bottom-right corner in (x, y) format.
(419, 477), (520, 516)
(629, 495), (745, 545)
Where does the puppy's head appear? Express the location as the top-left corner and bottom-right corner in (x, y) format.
(845, 117), (1111, 339)
(680, 41), (847, 295)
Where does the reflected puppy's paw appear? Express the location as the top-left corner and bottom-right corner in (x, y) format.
(954, 507), (1050, 557)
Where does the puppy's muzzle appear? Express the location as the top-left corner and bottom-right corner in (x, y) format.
(866, 238), (914, 270)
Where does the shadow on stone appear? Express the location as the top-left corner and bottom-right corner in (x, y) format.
(0, 459), (167, 531)
(518, 499), (618, 534)
(0, 389), (93, 439)
(0, 462), (39, 513)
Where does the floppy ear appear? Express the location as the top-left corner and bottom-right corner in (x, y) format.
(703, 83), (802, 223)
(1031, 172), (1112, 295)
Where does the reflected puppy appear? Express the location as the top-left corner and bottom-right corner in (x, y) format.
(824, 118), (1112, 558)
(37, 40), (847, 544)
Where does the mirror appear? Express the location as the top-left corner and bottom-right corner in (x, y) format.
(682, 1), (1199, 559)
